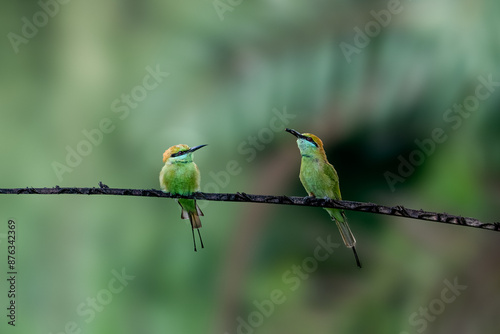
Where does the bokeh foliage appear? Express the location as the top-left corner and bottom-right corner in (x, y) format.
(0, 0), (499, 333)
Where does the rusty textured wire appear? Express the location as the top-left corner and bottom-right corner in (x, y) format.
(0, 183), (498, 232)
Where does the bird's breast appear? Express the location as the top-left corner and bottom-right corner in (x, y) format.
(299, 158), (331, 198)
(161, 162), (200, 195)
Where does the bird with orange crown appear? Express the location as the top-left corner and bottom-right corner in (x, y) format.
(160, 144), (207, 251)
(286, 129), (361, 268)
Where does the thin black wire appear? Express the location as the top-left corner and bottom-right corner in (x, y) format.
(0, 184), (498, 232)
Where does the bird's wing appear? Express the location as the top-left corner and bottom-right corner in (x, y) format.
(159, 166), (168, 192)
(322, 161), (342, 200)
(196, 203), (204, 216)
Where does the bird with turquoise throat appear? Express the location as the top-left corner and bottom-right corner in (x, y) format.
(286, 128), (361, 268)
(160, 144), (207, 251)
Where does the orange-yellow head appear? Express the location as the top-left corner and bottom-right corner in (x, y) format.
(285, 128), (327, 159)
(162, 144), (207, 163)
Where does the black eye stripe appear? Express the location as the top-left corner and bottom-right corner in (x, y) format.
(171, 150), (187, 157)
(306, 137), (318, 147)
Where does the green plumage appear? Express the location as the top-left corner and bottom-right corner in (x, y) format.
(299, 153), (356, 248)
(286, 128), (361, 267)
(159, 144), (206, 251)
(160, 159), (202, 226)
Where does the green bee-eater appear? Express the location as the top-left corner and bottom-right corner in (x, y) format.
(159, 144), (207, 251)
(286, 128), (361, 268)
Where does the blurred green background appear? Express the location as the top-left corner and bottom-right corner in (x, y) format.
(1, 0), (499, 333)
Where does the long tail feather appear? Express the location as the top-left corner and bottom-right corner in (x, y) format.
(179, 200), (204, 250)
(179, 201), (203, 228)
(331, 211), (356, 248)
(334, 219), (356, 247)
(328, 209), (361, 267)
(197, 229), (204, 249)
(352, 246), (362, 268)
(189, 211), (202, 229)
(191, 226), (197, 252)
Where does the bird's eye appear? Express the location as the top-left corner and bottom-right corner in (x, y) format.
(306, 137), (318, 147)
(172, 150), (187, 157)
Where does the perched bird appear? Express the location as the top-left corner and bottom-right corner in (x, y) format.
(285, 128), (361, 268)
(159, 144), (207, 251)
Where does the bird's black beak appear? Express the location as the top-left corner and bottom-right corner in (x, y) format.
(286, 128), (306, 139)
(186, 144), (207, 154)
(285, 128), (318, 147)
(171, 144), (207, 157)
